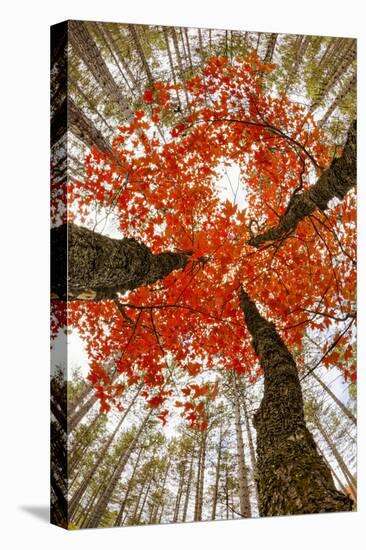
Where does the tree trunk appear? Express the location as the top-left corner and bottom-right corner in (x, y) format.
(173, 462), (186, 522)
(152, 458), (171, 524)
(51, 223), (189, 301)
(69, 21), (132, 119)
(247, 119), (356, 247)
(114, 446), (144, 526)
(85, 410), (152, 528)
(239, 288), (353, 516)
(68, 97), (113, 154)
(128, 24), (155, 88)
(313, 415), (357, 497)
(309, 369), (356, 425)
(211, 422), (223, 520)
(69, 384), (141, 519)
(319, 73), (356, 128)
(232, 375), (252, 517)
(263, 33), (277, 63)
(182, 453), (194, 522)
(239, 379), (259, 505)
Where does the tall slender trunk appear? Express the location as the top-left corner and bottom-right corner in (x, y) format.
(313, 415), (356, 497)
(68, 21), (132, 119)
(137, 476), (154, 523)
(232, 375), (251, 517)
(263, 33), (278, 63)
(173, 461), (186, 522)
(184, 28), (193, 71)
(319, 73), (356, 128)
(182, 453), (194, 522)
(51, 223), (189, 301)
(85, 410), (152, 528)
(114, 446), (144, 526)
(68, 97), (113, 154)
(239, 288), (352, 516)
(69, 384), (141, 519)
(128, 24), (155, 88)
(211, 422), (223, 520)
(239, 379), (259, 505)
(308, 369), (356, 425)
(162, 27), (181, 111)
(153, 458), (171, 524)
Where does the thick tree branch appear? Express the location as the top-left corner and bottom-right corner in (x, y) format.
(51, 223), (190, 301)
(247, 120), (356, 247)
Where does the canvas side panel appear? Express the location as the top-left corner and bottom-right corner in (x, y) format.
(50, 20), (69, 529)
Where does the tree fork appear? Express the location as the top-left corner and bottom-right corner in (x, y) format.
(239, 287), (353, 516)
(51, 223), (190, 301)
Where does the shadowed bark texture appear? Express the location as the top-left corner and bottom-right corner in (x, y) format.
(239, 288), (353, 516)
(51, 223), (189, 301)
(248, 120), (356, 247)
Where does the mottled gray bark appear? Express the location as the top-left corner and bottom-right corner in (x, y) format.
(239, 288), (352, 516)
(248, 120), (356, 247)
(51, 223), (189, 301)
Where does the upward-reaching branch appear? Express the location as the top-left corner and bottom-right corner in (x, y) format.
(247, 120), (356, 247)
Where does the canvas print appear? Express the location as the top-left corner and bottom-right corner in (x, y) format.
(50, 21), (357, 529)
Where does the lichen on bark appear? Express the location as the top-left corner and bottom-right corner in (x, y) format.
(239, 288), (353, 516)
(51, 223), (189, 301)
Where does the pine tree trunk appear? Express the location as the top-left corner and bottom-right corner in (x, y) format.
(51, 223), (189, 301)
(313, 415), (357, 497)
(68, 98), (113, 154)
(239, 379), (259, 505)
(85, 410), (152, 528)
(211, 423), (223, 520)
(309, 369), (356, 425)
(319, 73), (356, 128)
(128, 24), (154, 88)
(233, 375), (252, 517)
(182, 453), (194, 522)
(239, 288), (353, 516)
(69, 21), (132, 119)
(69, 385), (141, 519)
(153, 458), (171, 524)
(114, 446), (144, 526)
(173, 462), (186, 522)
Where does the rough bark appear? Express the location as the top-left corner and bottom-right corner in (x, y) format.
(239, 288), (352, 516)
(248, 120), (356, 247)
(69, 20), (132, 119)
(233, 376), (252, 517)
(51, 223), (189, 301)
(68, 97), (113, 154)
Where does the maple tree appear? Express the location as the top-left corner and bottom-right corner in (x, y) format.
(51, 52), (356, 516)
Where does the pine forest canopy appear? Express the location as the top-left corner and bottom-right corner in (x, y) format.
(50, 20), (356, 527)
